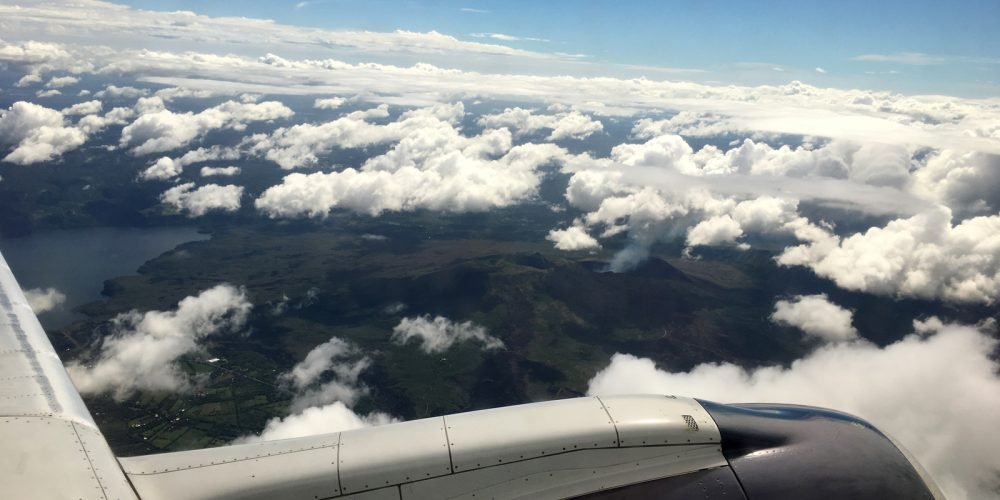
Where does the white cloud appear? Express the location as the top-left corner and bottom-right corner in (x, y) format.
(121, 99), (294, 155)
(248, 102), (440, 169)
(61, 100), (102, 116)
(586, 318), (1000, 500)
(685, 215), (745, 249)
(392, 315), (504, 354)
(75, 106), (135, 136)
(255, 103), (567, 217)
(313, 97), (345, 109)
(240, 401), (396, 442)
(238, 336), (396, 442)
(469, 33), (549, 43)
(280, 337), (360, 391)
(23, 287), (66, 314)
(913, 150), (1000, 215)
(854, 53), (946, 65)
(479, 107), (603, 140)
(15, 74), (42, 87)
(2, 32), (995, 156)
(814, 67), (827, 74)
(778, 207), (1000, 304)
(771, 294), (858, 342)
(549, 129), (931, 271)
(94, 85), (149, 99)
(547, 223), (601, 251)
(44, 75), (79, 88)
(0, 101), (86, 165)
(154, 87), (219, 101)
(160, 183), (244, 217)
(67, 284), (252, 400)
(140, 145), (240, 180)
(200, 165), (241, 177)
(0, 3), (558, 64)
(35, 89), (61, 98)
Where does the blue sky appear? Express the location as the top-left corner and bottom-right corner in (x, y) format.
(112, 0), (1000, 96)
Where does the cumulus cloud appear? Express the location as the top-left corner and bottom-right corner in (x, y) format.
(587, 318), (1000, 500)
(160, 183), (244, 217)
(248, 102), (440, 169)
(75, 106), (135, 136)
(913, 150), (1000, 215)
(280, 337), (364, 393)
(549, 128), (929, 271)
(139, 145), (240, 180)
(15, 74), (42, 87)
(200, 165), (241, 177)
(23, 287), (66, 314)
(61, 100), (102, 116)
(121, 100), (293, 155)
(44, 75), (79, 88)
(243, 402), (396, 442)
(771, 294), (858, 342)
(0, 101), (86, 165)
(478, 107), (603, 140)
(686, 215), (746, 249)
(392, 315), (504, 353)
(778, 207), (1000, 304)
(255, 103), (567, 217)
(238, 336), (396, 442)
(67, 285), (251, 400)
(547, 223), (601, 251)
(313, 97), (345, 109)
(154, 87), (219, 101)
(94, 85), (149, 99)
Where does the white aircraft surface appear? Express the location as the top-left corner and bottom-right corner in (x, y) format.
(0, 251), (943, 499)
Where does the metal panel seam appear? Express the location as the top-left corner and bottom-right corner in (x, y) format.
(404, 443), (715, 478)
(336, 431), (343, 495)
(441, 415), (455, 474)
(123, 443), (343, 476)
(594, 396), (621, 448)
(71, 421), (110, 500)
(694, 399), (749, 499)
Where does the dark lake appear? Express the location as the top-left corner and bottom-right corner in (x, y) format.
(0, 226), (209, 330)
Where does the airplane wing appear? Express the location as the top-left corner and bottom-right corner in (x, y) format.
(0, 251), (943, 500)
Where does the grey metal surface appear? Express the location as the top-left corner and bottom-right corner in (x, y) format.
(571, 463), (747, 499)
(446, 396), (619, 472)
(0, 251), (137, 500)
(338, 417), (452, 494)
(120, 396), (728, 499)
(120, 433), (342, 500)
(598, 395), (720, 447)
(400, 445), (726, 500)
